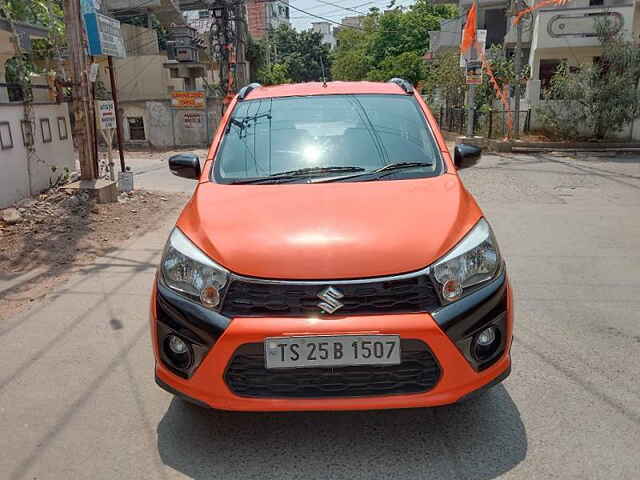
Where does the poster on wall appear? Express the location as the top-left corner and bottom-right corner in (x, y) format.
(183, 112), (203, 128)
(171, 91), (206, 109)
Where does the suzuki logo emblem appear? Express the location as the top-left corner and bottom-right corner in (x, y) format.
(317, 286), (344, 314)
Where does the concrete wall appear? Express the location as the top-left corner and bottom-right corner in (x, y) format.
(108, 55), (184, 102)
(120, 23), (160, 56)
(146, 100), (174, 148)
(118, 98), (223, 148)
(0, 103), (75, 208)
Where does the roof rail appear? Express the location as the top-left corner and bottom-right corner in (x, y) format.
(388, 78), (414, 94)
(238, 82), (262, 101)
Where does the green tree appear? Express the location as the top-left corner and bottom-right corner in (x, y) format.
(536, 18), (640, 139)
(257, 24), (331, 84)
(367, 51), (426, 86)
(1, 0), (65, 59)
(423, 50), (466, 110)
(246, 34), (266, 82)
(258, 63), (292, 86)
(475, 44), (515, 110)
(330, 25), (372, 81)
(331, 0), (458, 85)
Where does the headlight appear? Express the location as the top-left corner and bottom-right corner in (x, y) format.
(161, 228), (229, 308)
(431, 218), (501, 303)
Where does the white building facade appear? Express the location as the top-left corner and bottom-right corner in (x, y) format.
(0, 21), (75, 208)
(429, 0), (640, 139)
(311, 22), (337, 50)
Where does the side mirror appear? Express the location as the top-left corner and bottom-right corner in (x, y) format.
(454, 144), (482, 169)
(168, 153), (201, 180)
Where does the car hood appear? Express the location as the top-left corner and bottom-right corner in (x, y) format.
(176, 175), (482, 279)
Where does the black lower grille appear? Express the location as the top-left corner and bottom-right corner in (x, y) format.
(220, 274), (440, 317)
(224, 339), (441, 398)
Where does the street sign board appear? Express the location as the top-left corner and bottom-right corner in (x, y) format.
(84, 12), (126, 58)
(171, 91), (206, 109)
(80, 0), (100, 15)
(465, 60), (483, 85)
(96, 100), (116, 130)
(102, 0), (160, 9)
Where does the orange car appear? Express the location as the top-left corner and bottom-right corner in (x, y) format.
(151, 79), (512, 411)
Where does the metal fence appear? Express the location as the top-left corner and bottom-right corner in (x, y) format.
(439, 107), (531, 138)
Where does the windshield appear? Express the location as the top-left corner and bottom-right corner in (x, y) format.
(213, 94), (443, 183)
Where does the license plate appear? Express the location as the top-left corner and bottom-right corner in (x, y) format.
(264, 335), (401, 369)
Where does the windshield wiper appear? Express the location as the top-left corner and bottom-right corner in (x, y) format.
(312, 161), (434, 183)
(372, 162), (433, 174)
(271, 166), (365, 177)
(230, 166), (366, 184)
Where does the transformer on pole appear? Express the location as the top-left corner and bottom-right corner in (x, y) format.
(208, 0), (248, 108)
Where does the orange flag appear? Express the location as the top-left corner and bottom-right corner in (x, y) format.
(513, 0), (572, 25)
(460, 0), (478, 54)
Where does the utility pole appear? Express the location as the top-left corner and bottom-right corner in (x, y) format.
(64, 0), (97, 179)
(107, 56), (126, 172)
(462, 1), (479, 138)
(512, 0), (524, 138)
(209, 0), (248, 108)
(466, 86), (476, 137)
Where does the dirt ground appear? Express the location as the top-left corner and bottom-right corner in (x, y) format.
(0, 188), (188, 320)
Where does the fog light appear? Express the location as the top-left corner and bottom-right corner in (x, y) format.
(477, 327), (496, 347)
(472, 326), (501, 362)
(200, 285), (220, 308)
(442, 278), (463, 301)
(168, 334), (188, 354)
(164, 334), (193, 370)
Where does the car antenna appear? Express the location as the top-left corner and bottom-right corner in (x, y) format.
(320, 56), (327, 87)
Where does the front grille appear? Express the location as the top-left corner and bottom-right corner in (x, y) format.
(224, 339), (441, 398)
(220, 274), (440, 317)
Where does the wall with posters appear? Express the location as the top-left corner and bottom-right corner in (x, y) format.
(117, 98), (223, 148)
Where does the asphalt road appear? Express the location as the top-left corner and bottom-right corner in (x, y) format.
(1, 151), (639, 479)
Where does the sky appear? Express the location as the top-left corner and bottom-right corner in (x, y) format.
(288, 0), (416, 31)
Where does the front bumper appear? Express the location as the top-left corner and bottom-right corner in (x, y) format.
(150, 275), (513, 411)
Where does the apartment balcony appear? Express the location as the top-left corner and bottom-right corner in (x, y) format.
(532, 4), (636, 50)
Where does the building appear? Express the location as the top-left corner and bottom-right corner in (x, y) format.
(99, 22), (223, 149)
(246, 0), (290, 39)
(428, 0), (640, 138)
(428, 1), (514, 56)
(333, 15), (365, 43)
(341, 16), (365, 28)
(524, 0), (639, 106)
(183, 9), (214, 34)
(0, 19), (75, 208)
(427, 16), (465, 57)
(311, 21), (337, 49)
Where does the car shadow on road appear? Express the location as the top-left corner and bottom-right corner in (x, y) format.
(157, 384), (526, 479)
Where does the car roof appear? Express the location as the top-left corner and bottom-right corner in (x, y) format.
(242, 81), (409, 101)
